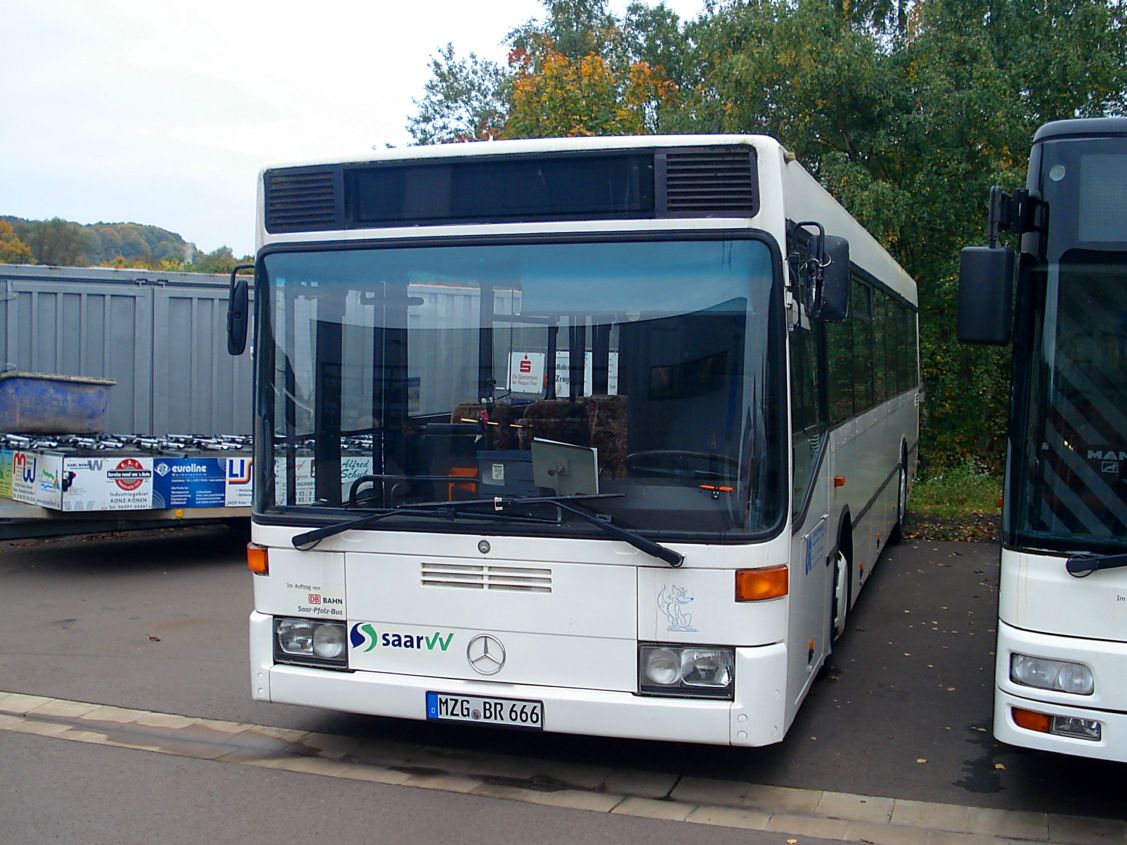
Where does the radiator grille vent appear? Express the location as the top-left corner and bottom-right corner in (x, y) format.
(659, 148), (756, 216)
(265, 169), (339, 231)
(421, 562), (552, 593)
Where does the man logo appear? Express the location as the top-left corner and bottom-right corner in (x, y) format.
(466, 633), (506, 675)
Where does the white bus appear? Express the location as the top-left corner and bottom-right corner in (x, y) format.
(228, 135), (919, 746)
(959, 117), (1127, 761)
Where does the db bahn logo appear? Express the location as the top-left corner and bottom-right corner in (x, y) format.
(107, 458), (150, 491)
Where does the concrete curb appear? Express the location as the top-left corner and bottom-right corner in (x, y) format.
(1, 691), (1122, 845)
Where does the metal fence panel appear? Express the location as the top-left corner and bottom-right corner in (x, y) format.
(0, 265), (252, 435)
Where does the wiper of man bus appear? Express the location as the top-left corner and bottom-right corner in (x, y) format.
(229, 136), (919, 746)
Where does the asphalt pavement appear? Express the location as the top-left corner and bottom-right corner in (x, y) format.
(0, 525), (1123, 839)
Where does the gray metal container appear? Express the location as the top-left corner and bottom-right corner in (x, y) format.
(0, 264), (253, 435)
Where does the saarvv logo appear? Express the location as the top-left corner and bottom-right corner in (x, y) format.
(107, 458), (150, 492)
(349, 623), (454, 653)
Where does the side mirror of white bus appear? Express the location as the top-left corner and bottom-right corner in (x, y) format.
(817, 235), (850, 323)
(227, 263), (254, 356)
(957, 246), (1013, 345)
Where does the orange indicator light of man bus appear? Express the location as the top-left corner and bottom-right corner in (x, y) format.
(699, 484), (734, 493)
(833, 476), (846, 488)
(735, 565), (789, 601)
(1012, 707), (1051, 734)
(246, 543), (269, 576)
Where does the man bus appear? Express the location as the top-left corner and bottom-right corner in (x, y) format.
(959, 117), (1127, 761)
(229, 135), (919, 746)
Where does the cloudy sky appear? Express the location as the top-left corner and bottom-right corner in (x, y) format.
(3, 0), (705, 257)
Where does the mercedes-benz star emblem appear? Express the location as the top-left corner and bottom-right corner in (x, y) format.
(466, 634), (506, 675)
(477, 540), (491, 555)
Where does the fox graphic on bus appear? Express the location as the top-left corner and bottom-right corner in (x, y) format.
(658, 584), (697, 633)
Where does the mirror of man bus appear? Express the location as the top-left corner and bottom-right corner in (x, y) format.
(957, 245), (1014, 345)
(255, 237), (787, 541)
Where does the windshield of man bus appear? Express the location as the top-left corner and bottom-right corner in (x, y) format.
(255, 237), (785, 540)
(1008, 137), (1127, 555)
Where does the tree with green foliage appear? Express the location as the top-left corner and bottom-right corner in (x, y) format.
(188, 245), (248, 275)
(406, 0), (1127, 470)
(408, 44), (512, 143)
(18, 218), (96, 266)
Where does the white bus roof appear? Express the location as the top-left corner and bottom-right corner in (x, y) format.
(260, 135), (916, 305)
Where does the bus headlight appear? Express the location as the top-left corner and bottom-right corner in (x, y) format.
(277, 619), (314, 655)
(1010, 654), (1093, 695)
(639, 644), (734, 699)
(313, 624), (346, 659)
(274, 617), (349, 669)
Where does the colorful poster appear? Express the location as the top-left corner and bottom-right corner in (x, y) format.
(34, 454), (63, 509)
(553, 351), (619, 396)
(10, 451), (38, 504)
(0, 450), (12, 499)
(274, 456), (315, 505)
(152, 457), (227, 509)
(508, 351), (546, 393)
(273, 455), (373, 505)
(58, 456), (112, 511)
(60, 455), (154, 511)
(225, 456), (253, 507)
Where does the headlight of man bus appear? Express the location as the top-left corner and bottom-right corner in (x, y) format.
(274, 617), (348, 669)
(639, 644), (734, 699)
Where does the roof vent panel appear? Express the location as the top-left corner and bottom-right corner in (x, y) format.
(265, 167), (341, 232)
(657, 147), (758, 218)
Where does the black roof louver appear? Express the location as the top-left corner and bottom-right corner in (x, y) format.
(260, 145), (759, 235)
(265, 168), (341, 232)
(657, 147), (758, 217)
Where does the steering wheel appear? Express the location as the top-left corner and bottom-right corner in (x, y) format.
(347, 475), (408, 508)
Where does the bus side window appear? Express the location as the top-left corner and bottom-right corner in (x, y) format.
(852, 279), (875, 412)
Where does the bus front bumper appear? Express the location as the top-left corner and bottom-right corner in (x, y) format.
(250, 611), (788, 747)
(995, 620), (1127, 762)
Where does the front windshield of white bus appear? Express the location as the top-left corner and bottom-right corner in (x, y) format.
(1007, 136), (1127, 556)
(254, 236), (786, 540)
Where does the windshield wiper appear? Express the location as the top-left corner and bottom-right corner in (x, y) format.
(292, 492), (685, 567)
(529, 494), (684, 567)
(1066, 551), (1127, 577)
(292, 500), (561, 550)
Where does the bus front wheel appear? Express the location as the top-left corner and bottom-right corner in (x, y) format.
(831, 549), (851, 641)
(889, 448), (908, 545)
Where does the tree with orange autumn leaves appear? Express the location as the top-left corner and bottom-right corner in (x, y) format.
(506, 43), (677, 137)
(0, 221), (33, 264)
(408, 0), (685, 142)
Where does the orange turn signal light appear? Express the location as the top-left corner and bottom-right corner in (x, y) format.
(1012, 707), (1051, 734)
(735, 565), (789, 601)
(246, 542), (269, 576)
(833, 476), (846, 488)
